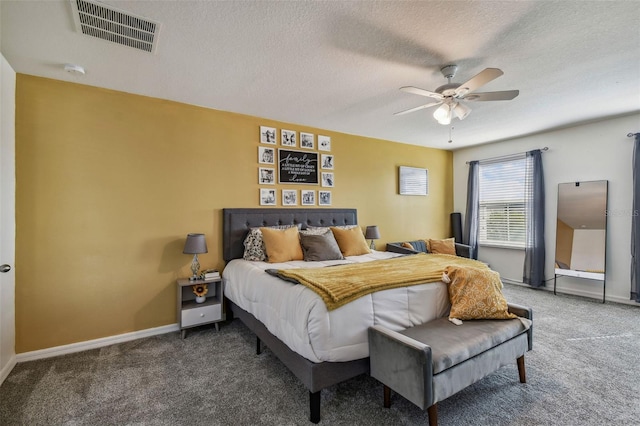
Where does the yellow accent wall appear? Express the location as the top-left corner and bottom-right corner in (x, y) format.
(15, 75), (452, 352)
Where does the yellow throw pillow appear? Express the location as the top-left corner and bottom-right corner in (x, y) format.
(260, 227), (304, 263)
(428, 237), (457, 255)
(443, 265), (517, 321)
(402, 242), (415, 250)
(330, 226), (371, 256)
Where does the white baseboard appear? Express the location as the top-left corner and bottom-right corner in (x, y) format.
(0, 354), (17, 385)
(502, 278), (639, 306)
(16, 323), (180, 363)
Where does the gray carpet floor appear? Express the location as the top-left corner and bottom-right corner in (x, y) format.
(1, 284), (640, 425)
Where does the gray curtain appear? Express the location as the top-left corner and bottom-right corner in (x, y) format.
(523, 149), (545, 287)
(631, 133), (640, 302)
(464, 161), (479, 260)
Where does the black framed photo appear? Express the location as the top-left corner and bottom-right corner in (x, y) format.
(278, 149), (319, 184)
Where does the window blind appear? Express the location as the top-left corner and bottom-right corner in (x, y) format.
(478, 156), (526, 247)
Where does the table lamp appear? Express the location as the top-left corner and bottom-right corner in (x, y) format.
(365, 226), (381, 250)
(183, 233), (208, 281)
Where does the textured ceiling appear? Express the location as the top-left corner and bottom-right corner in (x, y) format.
(1, 0), (639, 150)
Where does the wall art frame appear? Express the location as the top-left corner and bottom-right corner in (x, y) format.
(260, 188), (277, 206)
(260, 126), (276, 144)
(278, 149), (319, 185)
(301, 190), (316, 206)
(319, 190), (332, 206)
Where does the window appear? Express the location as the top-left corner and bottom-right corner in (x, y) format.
(478, 156), (526, 248)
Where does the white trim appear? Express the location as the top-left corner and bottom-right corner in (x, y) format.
(16, 323), (179, 363)
(502, 279), (640, 306)
(554, 268), (604, 281)
(479, 242), (524, 250)
(0, 354), (16, 385)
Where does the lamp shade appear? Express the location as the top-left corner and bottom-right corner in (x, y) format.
(365, 226), (381, 240)
(453, 102), (471, 120)
(183, 233), (208, 254)
(433, 103), (452, 125)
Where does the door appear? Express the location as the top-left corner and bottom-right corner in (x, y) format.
(0, 55), (17, 384)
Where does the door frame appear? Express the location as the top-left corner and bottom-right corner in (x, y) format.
(0, 54), (17, 384)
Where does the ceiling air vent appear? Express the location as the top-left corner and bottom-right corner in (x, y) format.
(69, 0), (161, 54)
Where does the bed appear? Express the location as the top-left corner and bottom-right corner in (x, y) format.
(222, 208), (451, 423)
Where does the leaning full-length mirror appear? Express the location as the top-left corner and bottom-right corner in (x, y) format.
(555, 180), (608, 283)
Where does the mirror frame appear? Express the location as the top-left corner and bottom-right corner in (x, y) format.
(554, 180), (608, 300)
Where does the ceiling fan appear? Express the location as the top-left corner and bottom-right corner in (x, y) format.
(395, 65), (519, 125)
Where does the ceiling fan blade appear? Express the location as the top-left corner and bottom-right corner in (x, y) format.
(394, 101), (443, 116)
(400, 86), (444, 100)
(463, 90), (520, 101)
(454, 68), (504, 97)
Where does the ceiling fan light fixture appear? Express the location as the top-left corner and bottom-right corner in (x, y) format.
(433, 103), (451, 125)
(456, 87), (470, 97)
(437, 116), (452, 125)
(453, 102), (471, 120)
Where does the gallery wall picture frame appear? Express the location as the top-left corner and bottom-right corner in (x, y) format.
(301, 190), (316, 206)
(281, 129), (296, 147)
(259, 146), (275, 164)
(260, 126), (277, 144)
(282, 189), (298, 206)
(399, 166), (428, 196)
(321, 154), (334, 170)
(319, 190), (332, 206)
(260, 188), (277, 206)
(321, 172), (334, 188)
(278, 149), (319, 184)
(318, 135), (331, 151)
(300, 132), (315, 149)
(259, 167), (275, 185)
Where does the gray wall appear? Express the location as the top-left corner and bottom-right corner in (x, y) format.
(453, 113), (640, 304)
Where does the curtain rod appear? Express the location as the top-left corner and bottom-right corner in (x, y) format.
(466, 147), (549, 165)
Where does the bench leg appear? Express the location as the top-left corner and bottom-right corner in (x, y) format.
(383, 385), (391, 408)
(517, 355), (526, 383)
(427, 404), (438, 426)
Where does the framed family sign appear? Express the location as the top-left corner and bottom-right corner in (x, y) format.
(278, 149), (319, 184)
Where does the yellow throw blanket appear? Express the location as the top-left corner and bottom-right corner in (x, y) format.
(276, 253), (490, 311)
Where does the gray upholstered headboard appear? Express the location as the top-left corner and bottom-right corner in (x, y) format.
(223, 208), (358, 262)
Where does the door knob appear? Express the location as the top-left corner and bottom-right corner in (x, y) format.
(0, 264), (11, 273)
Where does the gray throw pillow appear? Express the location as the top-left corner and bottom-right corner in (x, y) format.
(299, 230), (344, 261)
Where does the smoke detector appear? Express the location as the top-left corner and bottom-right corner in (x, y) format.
(64, 63), (85, 75)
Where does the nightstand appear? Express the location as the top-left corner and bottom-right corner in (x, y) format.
(176, 278), (225, 339)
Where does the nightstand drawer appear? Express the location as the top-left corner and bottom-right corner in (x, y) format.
(181, 303), (222, 327)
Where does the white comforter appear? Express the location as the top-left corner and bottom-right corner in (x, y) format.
(223, 251), (451, 363)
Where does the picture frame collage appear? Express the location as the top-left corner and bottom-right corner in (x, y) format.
(259, 125), (333, 206)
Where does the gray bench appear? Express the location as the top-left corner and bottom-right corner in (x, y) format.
(368, 304), (532, 426)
